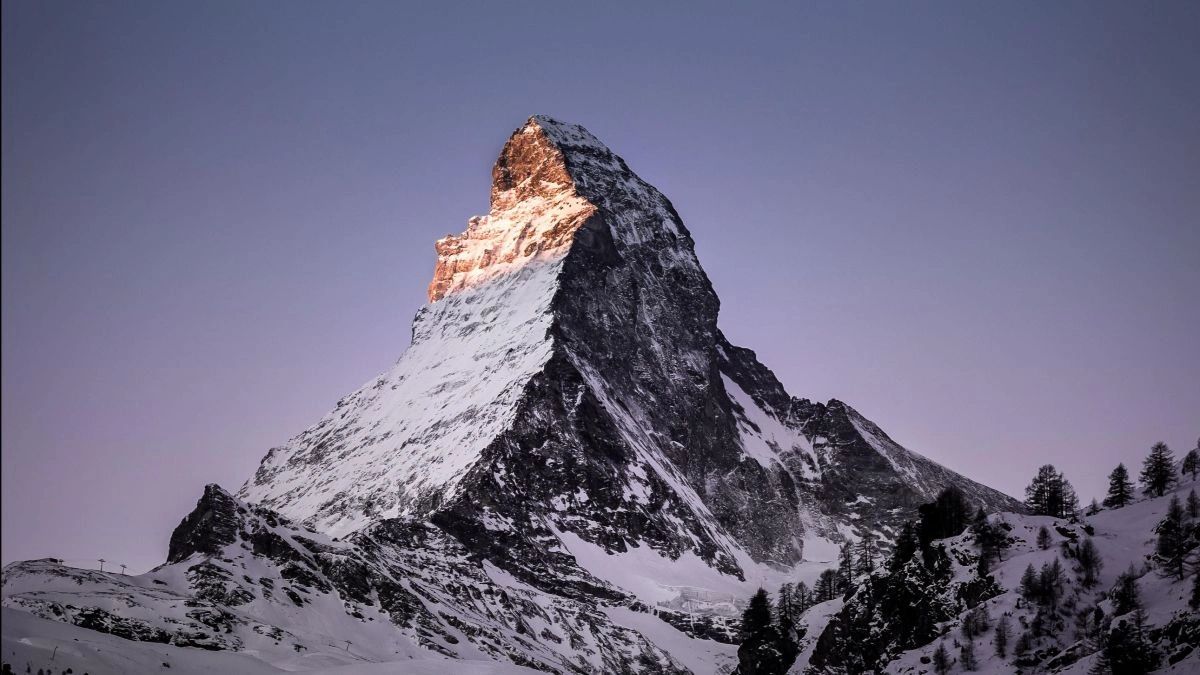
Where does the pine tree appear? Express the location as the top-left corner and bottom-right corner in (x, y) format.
(962, 604), (990, 639)
(1019, 563), (1040, 601)
(960, 638), (978, 671)
(918, 486), (974, 543)
(1026, 464), (1079, 518)
(993, 614), (1010, 658)
(1111, 564), (1141, 615)
(1183, 443), (1199, 482)
(1014, 631), (1033, 656)
(976, 549), (991, 577)
(1077, 606), (1104, 654)
(932, 642), (951, 675)
(889, 522), (921, 574)
(1061, 479), (1080, 519)
(855, 530), (877, 576)
(837, 541), (854, 591)
(1077, 537), (1103, 587)
(737, 588), (787, 675)
(1039, 558), (1065, 609)
(1103, 463), (1134, 509)
(1140, 442), (1176, 497)
(1186, 489), (1199, 519)
(1155, 495), (1187, 579)
(775, 583), (797, 636)
(1086, 498), (1101, 516)
(814, 569), (838, 603)
(793, 581), (811, 613)
(741, 588), (774, 639)
(1098, 611), (1159, 674)
(1037, 525), (1052, 550)
(971, 508), (1007, 567)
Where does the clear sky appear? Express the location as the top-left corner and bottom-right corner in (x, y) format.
(3, 1), (1198, 573)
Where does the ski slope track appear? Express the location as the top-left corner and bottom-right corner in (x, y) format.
(4, 116), (1023, 674)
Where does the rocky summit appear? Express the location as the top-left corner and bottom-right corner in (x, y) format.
(3, 116), (1027, 674)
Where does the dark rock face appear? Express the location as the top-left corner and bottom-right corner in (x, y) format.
(167, 483), (243, 564)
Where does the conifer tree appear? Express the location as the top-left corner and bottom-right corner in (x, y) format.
(1111, 564), (1141, 615)
(1014, 631), (1033, 656)
(1026, 465), (1079, 518)
(1077, 537), (1103, 587)
(775, 583), (797, 636)
(976, 549), (990, 577)
(993, 614), (1010, 658)
(1037, 525), (1052, 550)
(855, 530), (877, 576)
(1104, 463), (1135, 509)
(837, 541), (855, 591)
(1140, 442), (1176, 497)
(971, 508), (1007, 566)
(737, 588), (787, 675)
(814, 569), (838, 603)
(1039, 558), (1065, 609)
(960, 638), (977, 671)
(1019, 563), (1040, 601)
(1155, 495), (1187, 579)
(793, 581), (811, 613)
(919, 486), (974, 542)
(962, 605), (990, 639)
(1095, 611), (1159, 675)
(932, 642), (951, 675)
(741, 588), (774, 640)
(889, 522), (921, 574)
(1086, 498), (1101, 516)
(1183, 442), (1199, 482)
(1186, 489), (1199, 519)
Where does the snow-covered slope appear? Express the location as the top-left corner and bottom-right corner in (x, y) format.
(0, 607), (544, 675)
(792, 483), (1200, 674)
(4, 116), (1024, 674)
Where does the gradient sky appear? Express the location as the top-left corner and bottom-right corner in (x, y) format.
(3, 1), (1198, 573)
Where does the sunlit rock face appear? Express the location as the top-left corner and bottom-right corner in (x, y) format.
(428, 118), (596, 303)
(7, 115), (1021, 673)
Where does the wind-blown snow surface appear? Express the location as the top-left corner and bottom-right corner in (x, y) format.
(4, 116), (1026, 674)
(245, 260), (564, 537)
(0, 608), (542, 675)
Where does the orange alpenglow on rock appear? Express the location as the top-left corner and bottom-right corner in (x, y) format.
(427, 116), (598, 302)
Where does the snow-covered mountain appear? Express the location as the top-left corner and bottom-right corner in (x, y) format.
(3, 116), (1026, 674)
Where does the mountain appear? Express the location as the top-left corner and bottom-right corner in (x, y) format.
(3, 116), (1023, 674)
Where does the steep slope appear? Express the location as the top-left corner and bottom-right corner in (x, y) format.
(4, 116), (1023, 674)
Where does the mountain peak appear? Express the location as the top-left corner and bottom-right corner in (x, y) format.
(427, 118), (600, 302)
(428, 115), (673, 303)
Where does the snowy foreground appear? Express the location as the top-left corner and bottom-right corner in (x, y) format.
(786, 484), (1199, 674)
(5, 484), (1197, 674)
(1, 608), (537, 675)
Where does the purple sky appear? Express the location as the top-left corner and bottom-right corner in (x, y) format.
(3, 2), (1198, 573)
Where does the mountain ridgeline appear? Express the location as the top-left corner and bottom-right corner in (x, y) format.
(3, 117), (1026, 674)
